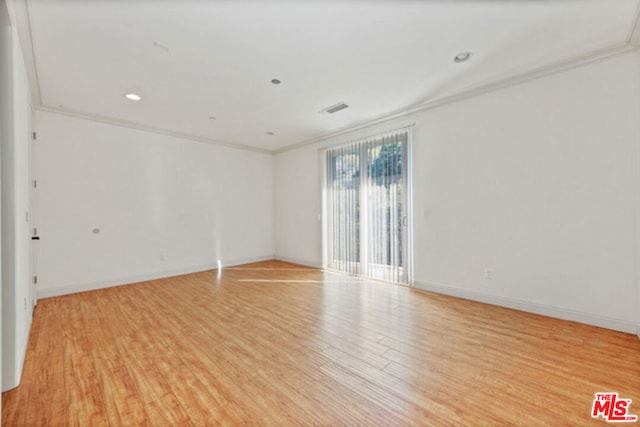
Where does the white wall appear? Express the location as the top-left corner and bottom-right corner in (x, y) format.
(274, 51), (640, 334)
(34, 111), (274, 297)
(274, 147), (322, 267)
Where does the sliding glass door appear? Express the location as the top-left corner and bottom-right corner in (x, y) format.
(324, 131), (409, 284)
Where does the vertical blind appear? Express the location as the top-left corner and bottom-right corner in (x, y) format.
(325, 130), (409, 284)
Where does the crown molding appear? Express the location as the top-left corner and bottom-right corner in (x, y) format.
(36, 106), (272, 155)
(275, 42), (635, 154)
(37, 41), (637, 157)
(627, 0), (640, 48)
(14, 0), (640, 156)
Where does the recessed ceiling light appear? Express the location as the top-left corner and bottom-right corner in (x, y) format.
(266, 131), (275, 136)
(271, 78), (281, 85)
(125, 93), (141, 101)
(454, 52), (472, 63)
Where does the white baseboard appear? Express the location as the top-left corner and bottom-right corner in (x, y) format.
(414, 280), (638, 335)
(274, 255), (322, 269)
(223, 255), (277, 268)
(37, 255), (274, 299)
(16, 314), (32, 387)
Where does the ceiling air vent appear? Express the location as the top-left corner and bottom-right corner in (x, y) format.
(322, 102), (349, 114)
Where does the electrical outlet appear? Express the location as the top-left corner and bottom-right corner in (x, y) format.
(483, 268), (493, 280)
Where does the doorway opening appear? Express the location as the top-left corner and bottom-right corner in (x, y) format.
(323, 129), (411, 284)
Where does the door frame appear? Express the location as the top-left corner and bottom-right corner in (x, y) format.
(28, 110), (36, 307)
(322, 127), (413, 284)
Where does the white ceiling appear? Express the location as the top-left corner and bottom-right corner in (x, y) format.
(13, 0), (640, 152)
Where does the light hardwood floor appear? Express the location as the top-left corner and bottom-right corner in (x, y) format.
(3, 260), (639, 425)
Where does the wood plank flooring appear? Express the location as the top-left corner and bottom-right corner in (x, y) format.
(3, 260), (640, 425)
